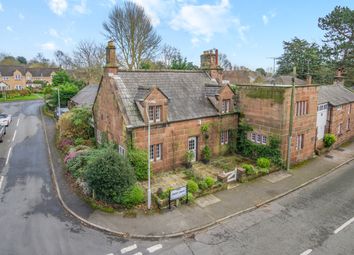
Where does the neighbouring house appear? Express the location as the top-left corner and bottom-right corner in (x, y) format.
(93, 41), (238, 172)
(316, 84), (354, 149)
(0, 65), (59, 90)
(237, 83), (318, 164)
(223, 70), (263, 85)
(69, 84), (99, 109)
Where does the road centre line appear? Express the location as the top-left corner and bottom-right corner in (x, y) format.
(300, 249), (312, 255)
(5, 147), (12, 166)
(121, 244), (137, 254)
(12, 130), (16, 142)
(334, 217), (354, 234)
(132, 253), (142, 255)
(0, 176), (4, 190)
(147, 244), (163, 253)
(16, 118), (20, 127)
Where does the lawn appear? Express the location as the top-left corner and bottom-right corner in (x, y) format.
(0, 93), (43, 102)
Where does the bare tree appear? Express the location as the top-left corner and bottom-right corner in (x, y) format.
(160, 44), (180, 68)
(54, 50), (73, 69)
(218, 53), (232, 71)
(72, 40), (105, 84)
(103, 1), (161, 70)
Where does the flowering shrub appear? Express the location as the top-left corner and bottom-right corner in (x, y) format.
(64, 151), (79, 164)
(58, 138), (74, 153)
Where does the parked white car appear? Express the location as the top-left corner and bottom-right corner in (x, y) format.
(0, 113), (12, 127)
(0, 125), (6, 142)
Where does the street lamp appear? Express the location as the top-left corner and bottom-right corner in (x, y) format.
(54, 87), (61, 117)
(145, 100), (156, 210)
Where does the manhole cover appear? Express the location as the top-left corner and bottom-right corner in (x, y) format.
(325, 155), (334, 159)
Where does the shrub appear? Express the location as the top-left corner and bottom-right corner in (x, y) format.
(201, 146), (211, 163)
(198, 180), (208, 191)
(259, 168), (269, 174)
(66, 153), (87, 179)
(184, 151), (194, 168)
(324, 133), (336, 148)
(121, 185), (145, 208)
(64, 151), (79, 164)
(187, 180), (199, 194)
(58, 138), (74, 153)
(204, 176), (215, 188)
(181, 192), (195, 203)
(257, 157), (271, 169)
(128, 149), (150, 181)
(242, 164), (256, 175)
(84, 145), (136, 203)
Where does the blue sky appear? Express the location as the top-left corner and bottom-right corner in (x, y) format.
(0, 0), (352, 70)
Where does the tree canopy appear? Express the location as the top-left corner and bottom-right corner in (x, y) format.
(103, 1), (161, 70)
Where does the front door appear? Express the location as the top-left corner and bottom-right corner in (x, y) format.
(188, 137), (197, 162)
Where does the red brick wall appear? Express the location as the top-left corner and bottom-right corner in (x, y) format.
(93, 76), (128, 148)
(132, 114), (237, 172)
(238, 85), (318, 165)
(328, 103), (354, 146)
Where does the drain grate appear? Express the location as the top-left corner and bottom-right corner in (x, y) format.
(325, 155), (334, 159)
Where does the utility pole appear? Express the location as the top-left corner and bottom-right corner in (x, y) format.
(287, 67), (296, 171)
(267, 57), (279, 75)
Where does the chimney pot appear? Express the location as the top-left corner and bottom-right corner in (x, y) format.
(104, 40), (118, 75)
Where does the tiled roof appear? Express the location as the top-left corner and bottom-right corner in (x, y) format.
(318, 85), (354, 106)
(111, 70), (223, 127)
(71, 84), (99, 107)
(0, 65), (59, 77)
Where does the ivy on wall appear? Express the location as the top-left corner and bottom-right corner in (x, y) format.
(229, 123), (283, 166)
(246, 87), (286, 104)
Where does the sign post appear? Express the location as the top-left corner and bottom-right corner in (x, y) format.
(169, 186), (188, 209)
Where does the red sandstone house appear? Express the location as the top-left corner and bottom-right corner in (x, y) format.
(93, 41), (238, 171)
(237, 72), (354, 165)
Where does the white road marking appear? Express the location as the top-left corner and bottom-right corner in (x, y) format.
(132, 253), (142, 255)
(5, 147), (12, 165)
(106, 253), (114, 255)
(121, 244), (137, 254)
(300, 249), (312, 255)
(147, 244), (163, 253)
(0, 176), (4, 190)
(334, 217), (354, 234)
(12, 130), (17, 142)
(16, 118), (20, 127)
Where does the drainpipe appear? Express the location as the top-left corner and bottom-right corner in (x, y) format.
(287, 67), (296, 171)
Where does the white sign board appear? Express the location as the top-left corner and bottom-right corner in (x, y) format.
(170, 186), (187, 200)
(226, 170), (237, 183)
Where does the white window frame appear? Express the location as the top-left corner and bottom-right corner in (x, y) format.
(296, 134), (304, 151)
(296, 101), (308, 116)
(118, 145), (126, 156)
(262, 135), (267, 145)
(156, 144), (162, 161)
(221, 130), (229, 145)
(148, 106), (154, 123)
(155, 106), (161, 122)
(149, 145), (154, 161)
(222, 99), (230, 114)
(148, 105), (162, 123)
(337, 123), (343, 135)
(3, 77), (9, 81)
(256, 134), (262, 144)
(251, 133), (256, 142)
(347, 118), (350, 131)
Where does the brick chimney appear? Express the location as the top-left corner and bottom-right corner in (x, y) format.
(200, 49), (223, 83)
(104, 40), (118, 75)
(306, 74), (312, 85)
(333, 67), (345, 85)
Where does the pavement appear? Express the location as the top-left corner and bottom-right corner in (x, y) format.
(42, 112), (354, 239)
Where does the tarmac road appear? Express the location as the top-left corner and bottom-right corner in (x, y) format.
(0, 101), (175, 255)
(1, 100), (354, 255)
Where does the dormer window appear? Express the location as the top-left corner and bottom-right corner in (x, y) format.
(148, 105), (161, 123)
(15, 74), (21, 80)
(222, 99), (230, 113)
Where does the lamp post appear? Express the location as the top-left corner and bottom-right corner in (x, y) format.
(286, 66), (296, 171)
(145, 100), (155, 210)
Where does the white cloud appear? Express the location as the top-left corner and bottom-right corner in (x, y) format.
(48, 28), (73, 45)
(49, 28), (59, 37)
(6, 26), (13, 32)
(48, 0), (68, 16)
(262, 15), (269, 25)
(74, 0), (89, 14)
(18, 13), (25, 20)
(0, 3), (3, 12)
(41, 42), (57, 51)
(170, 0), (247, 43)
(191, 37), (200, 46)
(262, 11), (276, 25)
